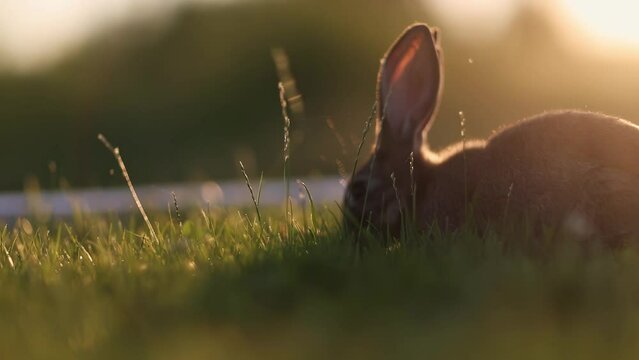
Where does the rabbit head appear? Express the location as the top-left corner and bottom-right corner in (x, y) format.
(344, 24), (443, 234)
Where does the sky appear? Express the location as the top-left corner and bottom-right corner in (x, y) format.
(1, 0), (639, 72)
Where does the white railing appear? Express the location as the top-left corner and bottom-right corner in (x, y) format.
(0, 177), (346, 218)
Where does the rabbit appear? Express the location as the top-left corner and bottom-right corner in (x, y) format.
(343, 23), (639, 242)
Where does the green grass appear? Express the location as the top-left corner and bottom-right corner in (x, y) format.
(2, 209), (639, 359)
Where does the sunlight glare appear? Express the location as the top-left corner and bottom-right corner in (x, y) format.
(422, 0), (523, 41)
(561, 0), (639, 50)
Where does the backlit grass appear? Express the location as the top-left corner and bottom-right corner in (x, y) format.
(2, 209), (639, 359)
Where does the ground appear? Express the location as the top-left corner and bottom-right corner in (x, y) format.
(1, 208), (639, 359)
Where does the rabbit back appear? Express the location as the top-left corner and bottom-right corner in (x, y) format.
(461, 110), (639, 238)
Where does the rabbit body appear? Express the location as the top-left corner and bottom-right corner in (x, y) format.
(344, 23), (639, 240)
(418, 111), (639, 238)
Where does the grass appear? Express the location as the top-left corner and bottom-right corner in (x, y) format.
(1, 59), (634, 359)
(2, 209), (639, 359)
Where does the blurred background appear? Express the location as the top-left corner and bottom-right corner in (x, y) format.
(2, 0), (639, 191)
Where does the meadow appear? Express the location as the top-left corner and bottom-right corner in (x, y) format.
(3, 73), (639, 359)
(2, 206), (639, 359)
(4, 3), (639, 358)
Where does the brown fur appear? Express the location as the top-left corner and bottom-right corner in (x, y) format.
(344, 24), (639, 241)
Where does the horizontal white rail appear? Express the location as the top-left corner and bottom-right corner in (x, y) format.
(0, 177), (346, 218)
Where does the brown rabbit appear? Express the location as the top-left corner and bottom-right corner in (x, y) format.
(344, 23), (639, 241)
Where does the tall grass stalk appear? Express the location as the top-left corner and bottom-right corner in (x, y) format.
(239, 161), (263, 227)
(97, 134), (159, 244)
(356, 91), (393, 240)
(171, 192), (184, 241)
(390, 172), (405, 236)
(298, 180), (317, 230)
(1, 225), (14, 269)
(409, 151), (416, 223)
(459, 111), (469, 218)
(257, 172), (264, 208)
(502, 182), (515, 227)
(278, 82), (293, 237)
(349, 102), (379, 246)
(350, 102), (377, 179)
(271, 48), (305, 119)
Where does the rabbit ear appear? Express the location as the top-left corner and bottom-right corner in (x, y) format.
(376, 24), (442, 157)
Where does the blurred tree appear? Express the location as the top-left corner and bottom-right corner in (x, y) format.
(1, 0), (638, 191)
